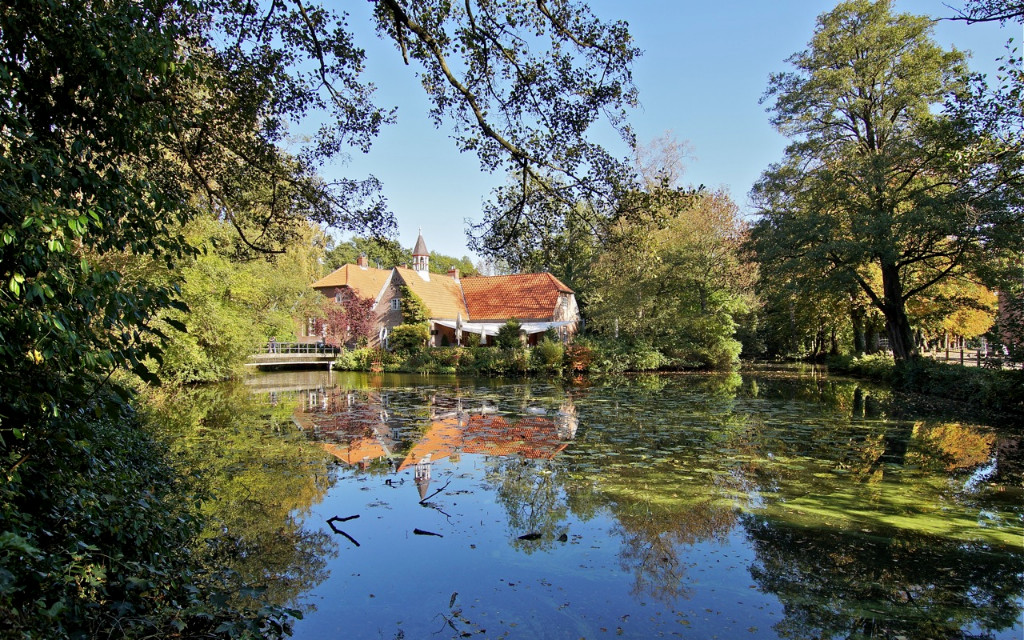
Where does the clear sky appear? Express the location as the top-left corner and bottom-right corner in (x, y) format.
(320, 1), (1016, 261)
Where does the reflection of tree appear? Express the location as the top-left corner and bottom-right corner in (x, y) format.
(612, 495), (737, 603)
(744, 515), (1024, 640)
(486, 457), (571, 553)
(147, 383), (337, 610)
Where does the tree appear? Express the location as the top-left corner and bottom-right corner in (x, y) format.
(495, 319), (525, 350)
(753, 0), (1024, 360)
(325, 236), (411, 271)
(949, 0), (1024, 23)
(428, 251), (480, 278)
(319, 291), (377, 348)
(377, 0), (640, 251)
(587, 189), (754, 368)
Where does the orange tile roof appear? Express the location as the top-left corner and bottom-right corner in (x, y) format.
(461, 273), (573, 321)
(397, 414), (569, 471)
(311, 264), (391, 300)
(322, 440), (389, 466)
(394, 267), (469, 320)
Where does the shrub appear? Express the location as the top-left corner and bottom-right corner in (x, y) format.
(532, 338), (565, 374)
(389, 323), (430, 355)
(495, 319), (525, 351)
(0, 395), (296, 639)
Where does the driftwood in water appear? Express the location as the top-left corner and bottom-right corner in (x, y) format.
(517, 532), (542, 541)
(326, 515), (361, 547)
(327, 514), (360, 524)
(418, 479), (452, 505)
(413, 528), (443, 537)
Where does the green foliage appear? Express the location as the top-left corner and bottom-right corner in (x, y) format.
(153, 217), (327, 384)
(0, 393), (296, 639)
(398, 286), (430, 325)
(428, 252), (480, 277)
(334, 347), (401, 371)
(495, 319), (525, 351)
(325, 237), (410, 271)
(829, 354), (1024, 416)
(586, 190), (751, 370)
(532, 338), (565, 374)
(402, 347), (467, 374)
(389, 323), (430, 355)
(753, 0), (1023, 360)
(144, 384), (335, 621)
(577, 336), (666, 373)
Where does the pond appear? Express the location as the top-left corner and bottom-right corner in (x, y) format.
(157, 368), (1024, 639)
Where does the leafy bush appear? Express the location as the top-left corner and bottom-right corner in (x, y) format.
(495, 319), (525, 351)
(532, 338), (565, 374)
(0, 395), (296, 639)
(389, 323), (430, 355)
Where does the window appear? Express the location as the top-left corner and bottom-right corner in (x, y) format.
(391, 298), (401, 311)
(335, 293), (343, 303)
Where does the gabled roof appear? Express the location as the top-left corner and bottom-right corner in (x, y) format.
(394, 267), (469, 320)
(311, 264), (391, 299)
(461, 272), (573, 321)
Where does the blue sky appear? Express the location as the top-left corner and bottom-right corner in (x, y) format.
(320, 1), (1016, 260)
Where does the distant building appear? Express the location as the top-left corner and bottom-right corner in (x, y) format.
(308, 230), (580, 347)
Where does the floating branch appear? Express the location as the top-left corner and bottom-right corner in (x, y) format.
(418, 479), (452, 505)
(327, 514), (360, 524)
(326, 515), (361, 547)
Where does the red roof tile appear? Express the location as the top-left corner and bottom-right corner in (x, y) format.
(461, 273), (573, 321)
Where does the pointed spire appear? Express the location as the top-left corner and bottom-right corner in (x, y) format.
(412, 228), (429, 256)
(412, 229), (429, 272)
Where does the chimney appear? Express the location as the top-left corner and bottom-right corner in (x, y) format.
(447, 266), (459, 282)
(357, 253), (368, 269)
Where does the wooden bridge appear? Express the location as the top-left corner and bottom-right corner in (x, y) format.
(246, 342), (338, 370)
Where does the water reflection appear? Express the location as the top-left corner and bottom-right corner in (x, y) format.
(744, 518), (1024, 639)
(145, 383), (338, 613)
(227, 370), (1022, 639)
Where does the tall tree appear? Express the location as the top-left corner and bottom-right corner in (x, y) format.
(752, 0), (1024, 360)
(587, 189), (753, 368)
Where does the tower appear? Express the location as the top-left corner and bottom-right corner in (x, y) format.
(412, 228), (429, 272)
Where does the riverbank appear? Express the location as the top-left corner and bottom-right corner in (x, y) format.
(827, 354), (1024, 420)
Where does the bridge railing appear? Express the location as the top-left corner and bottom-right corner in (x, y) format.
(254, 342), (339, 356)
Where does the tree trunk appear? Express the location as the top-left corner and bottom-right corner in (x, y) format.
(850, 303), (866, 356)
(880, 262), (917, 360)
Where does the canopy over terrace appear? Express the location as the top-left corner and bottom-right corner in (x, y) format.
(433, 319), (574, 338)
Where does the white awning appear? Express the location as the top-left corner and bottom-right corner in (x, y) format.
(433, 319), (574, 337)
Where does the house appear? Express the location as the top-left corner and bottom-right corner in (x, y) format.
(309, 230), (580, 347)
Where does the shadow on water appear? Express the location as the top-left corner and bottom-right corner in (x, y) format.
(157, 368), (1023, 639)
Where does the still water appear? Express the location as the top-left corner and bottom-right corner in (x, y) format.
(162, 369), (1024, 639)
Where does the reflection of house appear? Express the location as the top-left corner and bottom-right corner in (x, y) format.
(398, 407), (577, 499)
(309, 230), (580, 346)
(292, 388), (395, 469)
(397, 412), (576, 472)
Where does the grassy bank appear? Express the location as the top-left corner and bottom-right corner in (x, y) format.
(828, 354), (1024, 419)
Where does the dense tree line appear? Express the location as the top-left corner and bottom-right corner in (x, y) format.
(473, 1), (1022, 368)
